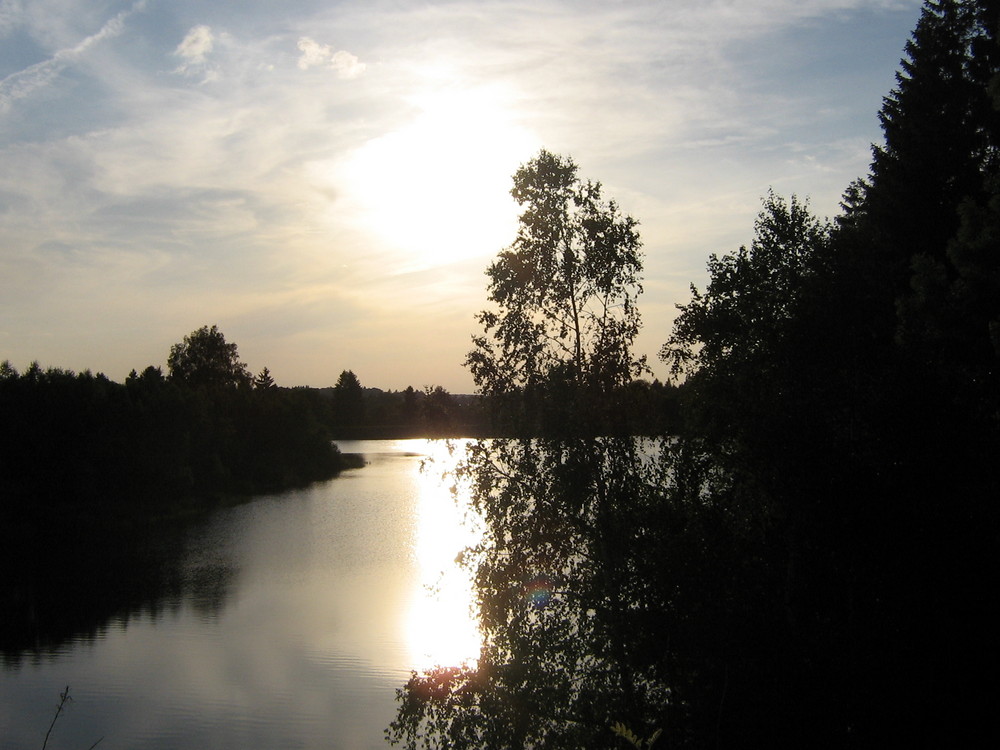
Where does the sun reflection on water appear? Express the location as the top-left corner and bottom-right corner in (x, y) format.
(404, 439), (483, 671)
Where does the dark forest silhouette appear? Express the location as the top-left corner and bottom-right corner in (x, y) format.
(389, 2), (1000, 748)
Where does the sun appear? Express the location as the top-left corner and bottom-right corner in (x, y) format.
(335, 84), (540, 272)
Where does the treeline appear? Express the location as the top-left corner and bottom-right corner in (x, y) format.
(389, 2), (1000, 748)
(313, 370), (682, 438)
(310, 371), (490, 438)
(0, 326), (353, 530)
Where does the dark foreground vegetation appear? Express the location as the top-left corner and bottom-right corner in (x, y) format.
(389, 2), (999, 748)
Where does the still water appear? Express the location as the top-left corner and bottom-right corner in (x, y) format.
(1, 439), (479, 749)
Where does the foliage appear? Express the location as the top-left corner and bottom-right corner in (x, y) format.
(466, 149), (645, 434)
(661, 191), (829, 382)
(388, 437), (672, 750)
(610, 722), (661, 749)
(167, 324), (252, 390)
(0, 336), (348, 518)
(392, 3), (1000, 745)
(253, 367), (276, 390)
(421, 385), (456, 437)
(330, 369), (366, 433)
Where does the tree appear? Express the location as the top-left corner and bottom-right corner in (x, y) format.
(466, 150), (645, 434)
(662, 192), (828, 382)
(390, 153), (667, 749)
(167, 325), (251, 390)
(867, 2), (983, 260)
(420, 385), (455, 436)
(654, 4), (1000, 739)
(253, 367), (276, 391)
(331, 369), (365, 432)
(401, 386), (420, 431)
(847, 0), (1000, 346)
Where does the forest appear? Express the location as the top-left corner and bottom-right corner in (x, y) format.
(387, 1), (999, 747)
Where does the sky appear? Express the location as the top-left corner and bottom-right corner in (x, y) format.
(0, 0), (925, 393)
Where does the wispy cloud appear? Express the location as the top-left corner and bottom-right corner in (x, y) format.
(0, 0), (22, 37)
(0, 0), (144, 111)
(297, 36), (366, 79)
(173, 25), (214, 72)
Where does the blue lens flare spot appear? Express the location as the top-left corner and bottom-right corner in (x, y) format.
(523, 576), (553, 608)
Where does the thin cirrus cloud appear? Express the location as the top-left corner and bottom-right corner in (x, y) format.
(0, 0), (145, 111)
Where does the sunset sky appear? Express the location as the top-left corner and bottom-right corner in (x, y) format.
(1, 0), (923, 392)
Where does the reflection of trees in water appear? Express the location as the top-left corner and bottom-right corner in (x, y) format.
(389, 435), (782, 748)
(0, 509), (236, 664)
(390, 436), (672, 748)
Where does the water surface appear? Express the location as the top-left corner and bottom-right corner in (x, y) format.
(0, 439), (476, 749)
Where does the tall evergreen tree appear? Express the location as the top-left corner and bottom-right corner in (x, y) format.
(332, 369), (365, 431)
(867, 1), (986, 267)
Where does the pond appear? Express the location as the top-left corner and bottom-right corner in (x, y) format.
(0, 439), (479, 750)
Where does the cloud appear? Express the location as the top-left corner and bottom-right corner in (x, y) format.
(0, 0), (22, 37)
(296, 36), (329, 69)
(0, 0), (143, 111)
(297, 36), (365, 79)
(329, 49), (365, 79)
(175, 25), (213, 64)
(173, 24), (215, 78)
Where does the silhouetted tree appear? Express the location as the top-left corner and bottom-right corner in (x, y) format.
(253, 367), (276, 390)
(466, 149), (645, 435)
(653, 4), (1000, 743)
(401, 385), (420, 432)
(331, 369), (365, 433)
(420, 385), (455, 436)
(167, 325), (251, 390)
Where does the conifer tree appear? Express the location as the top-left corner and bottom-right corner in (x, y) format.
(854, 1), (1000, 320)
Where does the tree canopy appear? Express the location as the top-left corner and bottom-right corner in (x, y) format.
(466, 150), (645, 435)
(467, 150), (644, 396)
(167, 324), (251, 390)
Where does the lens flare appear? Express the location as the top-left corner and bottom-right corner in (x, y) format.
(523, 576), (554, 608)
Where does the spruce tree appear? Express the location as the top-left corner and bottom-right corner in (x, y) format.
(866, 2), (990, 273)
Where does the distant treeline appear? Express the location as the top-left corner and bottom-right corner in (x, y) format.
(313, 369), (682, 439)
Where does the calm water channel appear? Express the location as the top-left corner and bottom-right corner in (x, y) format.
(1, 439), (480, 749)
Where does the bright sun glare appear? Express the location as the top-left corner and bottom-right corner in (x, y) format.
(405, 440), (483, 670)
(336, 85), (539, 272)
